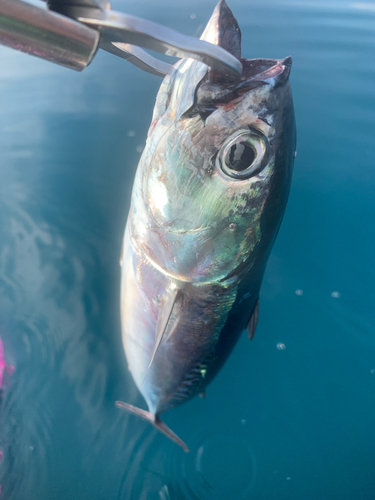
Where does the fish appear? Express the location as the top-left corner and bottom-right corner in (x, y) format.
(117, 0), (296, 452)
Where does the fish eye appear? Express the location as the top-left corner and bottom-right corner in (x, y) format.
(218, 129), (269, 180)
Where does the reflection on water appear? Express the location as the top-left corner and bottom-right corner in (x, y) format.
(0, 193), (123, 498)
(1, 0), (375, 499)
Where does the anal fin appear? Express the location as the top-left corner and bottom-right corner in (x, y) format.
(116, 401), (189, 452)
(247, 299), (259, 340)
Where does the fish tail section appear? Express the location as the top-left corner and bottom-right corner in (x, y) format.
(115, 401), (190, 453)
(116, 401), (151, 421)
(153, 416), (190, 453)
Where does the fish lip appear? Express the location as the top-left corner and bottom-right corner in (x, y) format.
(240, 56), (292, 81)
(280, 56), (292, 69)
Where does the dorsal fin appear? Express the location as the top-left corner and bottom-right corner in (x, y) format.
(143, 287), (181, 384)
(247, 299), (259, 340)
(200, 0), (241, 60)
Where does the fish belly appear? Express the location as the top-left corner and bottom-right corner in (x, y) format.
(120, 224), (254, 415)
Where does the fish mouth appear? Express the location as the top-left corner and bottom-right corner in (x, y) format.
(181, 56), (292, 121)
(242, 56), (292, 80)
(180, 0), (292, 118)
(200, 0), (291, 86)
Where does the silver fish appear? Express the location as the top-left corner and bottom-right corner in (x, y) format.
(117, 0), (296, 452)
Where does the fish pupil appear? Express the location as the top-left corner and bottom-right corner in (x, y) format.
(227, 142), (255, 171)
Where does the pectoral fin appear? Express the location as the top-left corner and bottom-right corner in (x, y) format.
(247, 299), (259, 340)
(116, 401), (189, 452)
(143, 287), (181, 383)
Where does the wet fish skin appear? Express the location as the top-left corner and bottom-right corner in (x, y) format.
(118, 0), (296, 450)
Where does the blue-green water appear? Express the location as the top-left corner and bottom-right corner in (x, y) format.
(1, 0), (375, 498)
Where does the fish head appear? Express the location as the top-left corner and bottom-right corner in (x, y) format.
(129, 0), (296, 285)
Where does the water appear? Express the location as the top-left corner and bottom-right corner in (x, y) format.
(0, 0), (375, 498)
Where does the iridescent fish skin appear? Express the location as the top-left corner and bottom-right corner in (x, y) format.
(118, 0), (296, 450)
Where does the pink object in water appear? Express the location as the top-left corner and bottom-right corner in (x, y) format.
(0, 336), (13, 499)
(0, 337), (6, 388)
(0, 336), (13, 498)
(0, 336), (14, 388)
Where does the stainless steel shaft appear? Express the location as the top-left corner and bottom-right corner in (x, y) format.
(0, 0), (100, 71)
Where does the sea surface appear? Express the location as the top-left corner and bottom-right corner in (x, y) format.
(0, 0), (374, 498)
